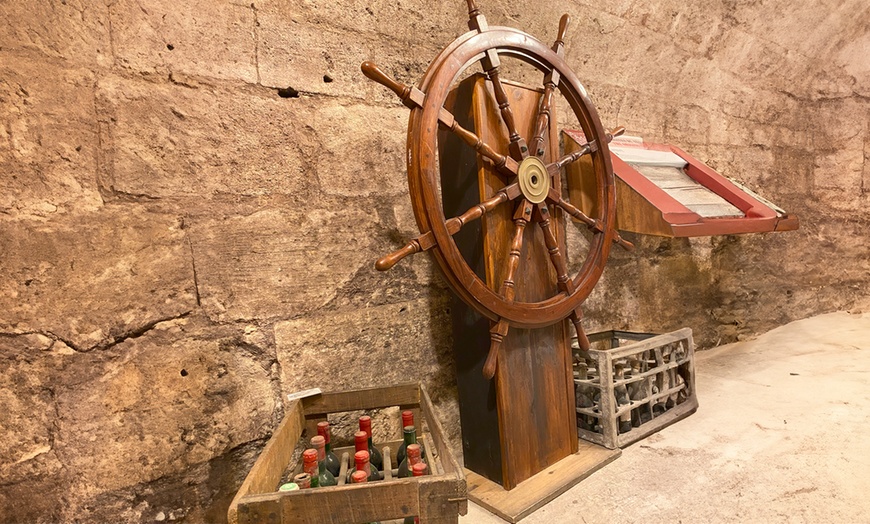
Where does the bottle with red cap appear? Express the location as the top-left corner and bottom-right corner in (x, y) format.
(350, 470), (368, 484)
(355, 450), (380, 482)
(302, 449), (319, 488)
(398, 443), (423, 478)
(358, 416), (384, 471)
(316, 421), (341, 477)
(402, 463), (429, 524)
(395, 411), (426, 466)
(310, 435), (337, 487)
(352, 430), (380, 474)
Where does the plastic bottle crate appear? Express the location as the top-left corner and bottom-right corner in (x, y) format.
(573, 328), (698, 449)
(228, 383), (467, 524)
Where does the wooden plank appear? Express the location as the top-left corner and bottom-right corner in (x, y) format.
(237, 478), (422, 524)
(228, 400), (305, 524)
(302, 383), (420, 417)
(465, 441), (621, 523)
(420, 384), (464, 484)
(472, 75), (576, 490)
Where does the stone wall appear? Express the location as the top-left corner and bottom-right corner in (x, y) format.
(1, 0), (867, 522)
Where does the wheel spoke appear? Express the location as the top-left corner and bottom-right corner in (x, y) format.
(446, 118), (519, 177)
(535, 203), (574, 295)
(375, 183), (521, 271)
(545, 126), (626, 174)
(530, 15), (571, 158)
(499, 200), (534, 302)
(570, 308), (591, 352)
(484, 67), (529, 160)
(551, 193), (635, 251)
(483, 318), (510, 379)
(361, 61), (518, 177)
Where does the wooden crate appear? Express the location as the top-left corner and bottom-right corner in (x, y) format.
(574, 328), (699, 449)
(228, 383), (467, 524)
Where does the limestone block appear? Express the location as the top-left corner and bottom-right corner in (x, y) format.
(189, 206), (379, 322)
(96, 74), (317, 201)
(0, 206), (197, 351)
(257, 11), (442, 102)
(0, 0), (111, 66)
(108, 0), (257, 83)
(274, 295), (453, 403)
(0, 336), (66, 487)
(0, 54), (103, 220)
(308, 102), (408, 198)
(53, 319), (277, 494)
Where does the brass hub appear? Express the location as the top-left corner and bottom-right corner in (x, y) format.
(517, 156), (550, 204)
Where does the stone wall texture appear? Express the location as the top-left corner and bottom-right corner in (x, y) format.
(1, 0), (868, 521)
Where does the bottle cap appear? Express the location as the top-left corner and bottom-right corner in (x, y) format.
(401, 410), (414, 427)
(359, 416), (372, 437)
(412, 463), (427, 476)
(354, 430), (368, 451)
(354, 450), (370, 469)
(351, 470), (368, 483)
(278, 482), (299, 491)
(316, 421), (331, 443)
(407, 443), (421, 460)
(293, 472), (311, 489)
(302, 449), (318, 464)
(310, 435), (326, 460)
(403, 425), (415, 435)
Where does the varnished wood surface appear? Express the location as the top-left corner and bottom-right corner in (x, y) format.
(465, 441), (620, 523)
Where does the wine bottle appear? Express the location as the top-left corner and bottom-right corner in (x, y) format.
(396, 413), (427, 466)
(356, 450), (380, 482)
(398, 443), (421, 478)
(302, 449), (319, 488)
(316, 421), (341, 477)
(575, 361), (595, 431)
(293, 472), (312, 489)
(353, 430), (379, 472)
(311, 435), (337, 487)
(351, 470), (368, 484)
(358, 416), (384, 471)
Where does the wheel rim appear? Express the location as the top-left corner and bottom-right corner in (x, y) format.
(408, 27), (617, 329)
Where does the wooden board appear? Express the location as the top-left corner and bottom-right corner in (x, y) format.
(442, 74), (578, 491)
(465, 440), (621, 523)
(563, 130), (800, 237)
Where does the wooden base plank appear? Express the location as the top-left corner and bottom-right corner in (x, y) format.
(465, 441), (620, 523)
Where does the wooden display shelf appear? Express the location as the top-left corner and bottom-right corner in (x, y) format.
(563, 130), (799, 237)
(465, 440), (620, 523)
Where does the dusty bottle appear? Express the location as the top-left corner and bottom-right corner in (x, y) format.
(293, 472), (312, 489)
(302, 449), (319, 487)
(347, 449), (380, 483)
(311, 435), (337, 487)
(398, 443), (422, 478)
(359, 416), (384, 471)
(351, 470), (368, 484)
(353, 430), (380, 473)
(396, 413), (426, 466)
(316, 421), (341, 477)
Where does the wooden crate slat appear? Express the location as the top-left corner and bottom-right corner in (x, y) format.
(229, 400), (305, 524)
(302, 383), (421, 417)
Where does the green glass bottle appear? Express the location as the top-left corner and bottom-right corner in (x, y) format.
(311, 435), (337, 487)
(358, 416), (384, 471)
(397, 443), (421, 478)
(402, 463), (428, 524)
(301, 449), (318, 488)
(316, 421), (341, 477)
(396, 412), (426, 466)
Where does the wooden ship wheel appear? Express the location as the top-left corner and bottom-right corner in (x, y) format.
(365, 0), (633, 381)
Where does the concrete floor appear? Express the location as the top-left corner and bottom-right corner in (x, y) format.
(461, 311), (870, 523)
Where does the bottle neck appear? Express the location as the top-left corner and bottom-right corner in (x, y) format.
(403, 429), (417, 446)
